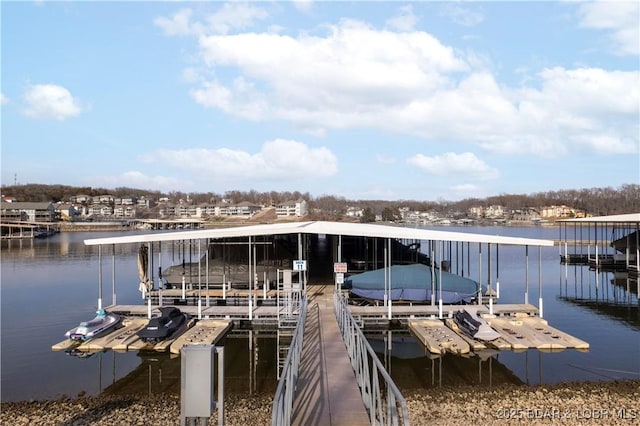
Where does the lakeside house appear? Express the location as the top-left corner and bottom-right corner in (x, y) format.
(0, 201), (56, 222)
(276, 199), (308, 218)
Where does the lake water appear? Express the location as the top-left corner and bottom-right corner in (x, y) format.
(1, 227), (638, 402)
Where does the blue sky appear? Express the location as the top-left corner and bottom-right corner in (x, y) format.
(2, 1), (638, 201)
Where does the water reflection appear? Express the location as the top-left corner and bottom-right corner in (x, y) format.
(100, 332), (279, 398)
(2, 228), (640, 403)
(368, 332), (524, 390)
(559, 264), (639, 328)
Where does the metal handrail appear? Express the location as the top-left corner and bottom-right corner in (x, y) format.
(271, 295), (308, 426)
(334, 292), (410, 426)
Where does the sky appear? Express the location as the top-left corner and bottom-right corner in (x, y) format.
(1, 1), (639, 202)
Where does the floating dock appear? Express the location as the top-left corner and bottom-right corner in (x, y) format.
(485, 314), (589, 350)
(52, 317), (233, 354)
(169, 319), (232, 354)
(408, 319), (470, 355)
(403, 304), (588, 354)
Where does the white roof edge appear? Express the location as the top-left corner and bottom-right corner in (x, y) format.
(84, 221), (553, 247)
(559, 213), (640, 223)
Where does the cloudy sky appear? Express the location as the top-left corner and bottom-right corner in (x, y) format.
(2, 1), (638, 201)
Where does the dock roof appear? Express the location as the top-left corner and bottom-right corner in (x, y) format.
(84, 221), (554, 247)
(559, 213), (640, 224)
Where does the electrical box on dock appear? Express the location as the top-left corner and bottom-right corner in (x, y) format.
(181, 344), (215, 419)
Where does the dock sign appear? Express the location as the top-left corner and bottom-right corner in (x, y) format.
(293, 260), (307, 271)
(334, 262), (348, 273)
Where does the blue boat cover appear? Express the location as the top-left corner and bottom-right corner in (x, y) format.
(344, 264), (481, 304)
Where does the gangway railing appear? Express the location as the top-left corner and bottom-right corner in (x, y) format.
(334, 292), (410, 426)
(271, 294), (308, 426)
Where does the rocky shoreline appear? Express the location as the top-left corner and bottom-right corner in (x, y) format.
(2, 380), (638, 425)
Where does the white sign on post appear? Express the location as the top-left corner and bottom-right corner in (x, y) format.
(293, 260), (307, 271)
(334, 262), (348, 273)
(335, 272), (344, 284)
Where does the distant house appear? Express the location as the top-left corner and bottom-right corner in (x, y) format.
(540, 205), (580, 219)
(0, 202), (56, 222)
(88, 204), (113, 217)
(70, 194), (92, 204)
(115, 196), (137, 206)
(276, 199), (308, 218)
(468, 206), (484, 218)
(484, 205), (505, 219)
(136, 197), (154, 208)
(230, 201), (262, 217)
(114, 206), (136, 218)
(345, 207), (363, 218)
(93, 195), (115, 205)
(159, 204), (177, 218)
(55, 202), (79, 221)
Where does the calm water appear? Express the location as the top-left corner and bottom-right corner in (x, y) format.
(1, 227), (638, 402)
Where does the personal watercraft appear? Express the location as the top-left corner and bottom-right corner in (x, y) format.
(137, 306), (191, 344)
(65, 309), (121, 341)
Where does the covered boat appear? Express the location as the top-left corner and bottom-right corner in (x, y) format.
(65, 309), (121, 341)
(137, 306), (191, 344)
(344, 263), (482, 304)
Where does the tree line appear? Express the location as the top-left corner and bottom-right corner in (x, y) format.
(1, 183), (639, 217)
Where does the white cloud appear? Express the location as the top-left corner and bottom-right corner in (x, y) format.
(22, 84), (84, 120)
(440, 4), (484, 27)
(0, 93), (9, 105)
(386, 5), (418, 32)
(577, 1), (640, 56)
(142, 139), (338, 182)
(154, 9), (201, 36)
(407, 152), (499, 180)
(192, 19), (467, 133)
(292, 0), (313, 13)
(89, 171), (191, 192)
(154, 4), (268, 36)
(160, 14), (638, 158)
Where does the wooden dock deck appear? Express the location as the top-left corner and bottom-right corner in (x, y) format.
(52, 317), (233, 354)
(401, 304), (589, 353)
(292, 290), (370, 426)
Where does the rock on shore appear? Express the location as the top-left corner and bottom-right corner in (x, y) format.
(1, 380), (638, 425)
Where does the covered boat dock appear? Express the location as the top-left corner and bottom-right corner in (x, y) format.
(62, 221), (589, 425)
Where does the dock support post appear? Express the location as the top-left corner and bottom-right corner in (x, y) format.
(525, 245), (529, 305)
(538, 246), (543, 318)
(539, 298), (544, 318)
(438, 240), (443, 319)
(388, 238), (392, 319)
(223, 276), (227, 300)
(112, 244), (116, 306)
(98, 245), (103, 310)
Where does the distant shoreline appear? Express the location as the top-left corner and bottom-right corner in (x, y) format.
(53, 219), (560, 232)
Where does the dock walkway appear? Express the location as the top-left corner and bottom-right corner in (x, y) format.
(292, 288), (370, 426)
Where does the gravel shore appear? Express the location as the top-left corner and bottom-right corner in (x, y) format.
(2, 380), (638, 425)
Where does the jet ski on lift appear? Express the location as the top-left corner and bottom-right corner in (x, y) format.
(65, 309), (122, 341)
(137, 306), (191, 344)
(453, 307), (501, 341)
